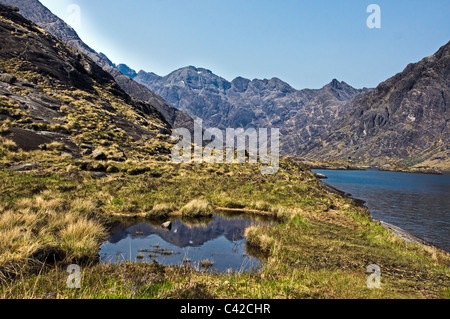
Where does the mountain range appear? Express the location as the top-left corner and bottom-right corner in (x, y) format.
(1, 0), (449, 171)
(126, 47), (449, 170)
(131, 66), (370, 155)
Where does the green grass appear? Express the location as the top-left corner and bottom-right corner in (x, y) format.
(0, 149), (448, 299)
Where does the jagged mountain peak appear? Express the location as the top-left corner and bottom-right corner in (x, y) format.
(167, 66), (219, 79)
(133, 64), (365, 148)
(252, 77), (296, 93)
(303, 41), (450, 170)
(230, 76), (251, 92)
(116, 64), (137, 79)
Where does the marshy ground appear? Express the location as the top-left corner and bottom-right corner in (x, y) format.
(0, 147), (449, 299)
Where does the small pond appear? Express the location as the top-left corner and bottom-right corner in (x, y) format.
(99, 212), (272, 273)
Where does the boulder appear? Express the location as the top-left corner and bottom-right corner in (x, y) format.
(80, 143), (95, 150)
(314, 172), (328, 179)
(127, 167), (150, 176)
(7, 163), (41, 172)
(91, 172), (107, 179)
(161, 221), (172, 229)
(106, 165), (120, 173)
(93, 151), (107, 161)
(111, 151), (127, 162)
(0, 73), (16, 84)
(82, 149), (93, 156)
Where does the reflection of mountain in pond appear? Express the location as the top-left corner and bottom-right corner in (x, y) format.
(108, 215), (262, 248)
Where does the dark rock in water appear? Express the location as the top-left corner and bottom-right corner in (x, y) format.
(93, 151), (107, 161)
(7, 162), (41, 171)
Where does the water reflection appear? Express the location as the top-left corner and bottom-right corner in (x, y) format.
(100, 212), (272, 273)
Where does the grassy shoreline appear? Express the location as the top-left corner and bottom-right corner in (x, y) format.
(0, 153), (449, 299)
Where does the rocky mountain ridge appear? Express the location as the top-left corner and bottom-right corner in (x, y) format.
(0, 4), (171, 160)
(302, 41), (450, 170)
(132, 65), (369, 154)
(0, 0), (195, 132)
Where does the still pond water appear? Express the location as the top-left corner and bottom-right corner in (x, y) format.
(314, 169), (450, 251)
(100, 213), (271, 273)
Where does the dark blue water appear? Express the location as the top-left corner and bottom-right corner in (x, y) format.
(314, 169), (450, 251)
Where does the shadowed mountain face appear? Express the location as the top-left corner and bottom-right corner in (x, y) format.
(303, 41), (450, 170)
(0, 4), (170, 154)
(0, 0), (195, 132)
(133, 66), (369, 154)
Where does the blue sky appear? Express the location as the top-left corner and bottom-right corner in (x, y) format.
(40, 0), (450, 89)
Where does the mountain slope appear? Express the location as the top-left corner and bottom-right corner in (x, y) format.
(134, 66), (368, 154)
(0, 4), (171, 159)
(0, 0), (195, 132)
(303, 41), (450, 170)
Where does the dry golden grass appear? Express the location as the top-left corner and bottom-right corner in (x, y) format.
(60, 218), (106, 259)
(0, 195), (106, 274)
(245, 225), (274, 253)
(44, 142), (66, 152)
(0, 136), (18, 152)
(148, 203), (177, 218)
(180, 199), (214, 218)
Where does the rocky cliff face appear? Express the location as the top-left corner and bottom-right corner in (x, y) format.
(134, 66), (368, 154)
(303, 42), (450, 170)
(0, 0), (195, 132)
(0, 4), (171, 157)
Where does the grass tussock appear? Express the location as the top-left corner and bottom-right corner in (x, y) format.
(245, 225), (275, 253)
(147, 203), (177, 219)
(181, 200), (214, 218)
(0, 136), (18, 152)
(0, 194), (106, 278)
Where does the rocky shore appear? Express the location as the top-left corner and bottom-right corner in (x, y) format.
(317, 175), (447, 252)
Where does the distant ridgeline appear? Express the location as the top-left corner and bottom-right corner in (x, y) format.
(130, 43), (449, 171)
(1, 0), (448, 171)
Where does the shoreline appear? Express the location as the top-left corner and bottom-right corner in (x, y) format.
(317, 178), (449, 253)
(312, 166), (448, 176)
